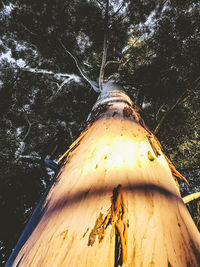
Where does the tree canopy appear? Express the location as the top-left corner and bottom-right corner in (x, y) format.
(0, 0), (200, 264)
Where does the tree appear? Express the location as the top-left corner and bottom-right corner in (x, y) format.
(1, 0), (200, 264)
(6, 81), (200, 266)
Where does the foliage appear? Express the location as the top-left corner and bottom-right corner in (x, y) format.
(0, 0), (199, 264)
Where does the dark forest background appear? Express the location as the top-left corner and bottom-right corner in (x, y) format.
(0, 0), (200, 264)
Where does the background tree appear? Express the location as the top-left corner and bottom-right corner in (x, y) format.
(0, 0), (200, 264)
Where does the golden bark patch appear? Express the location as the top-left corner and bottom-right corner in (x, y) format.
(60, 229), (68, 240)
(148, 151), (155, 161)
(147, 134), (161, 157)
(87, 185), (128, 265)
(145, 129), (188, 186)
(60, 229), (68, 247)
(164, 154), (189, 185)
(88, 212), (109, 246)
(58, 122), (95, 163)
(82, 228), (89, 239)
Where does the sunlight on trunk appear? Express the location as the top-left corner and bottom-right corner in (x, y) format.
(7, 86), (200, 267)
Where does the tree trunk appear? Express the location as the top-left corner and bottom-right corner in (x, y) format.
(6, 83), (200, 266)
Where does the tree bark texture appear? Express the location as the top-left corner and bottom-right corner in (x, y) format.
(7, 84), (200, 266)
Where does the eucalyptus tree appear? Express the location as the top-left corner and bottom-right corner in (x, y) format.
(1, 0), (200, 265)
(6, 78), (200, 266)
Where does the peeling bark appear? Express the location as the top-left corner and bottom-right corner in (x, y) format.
(87, 183), (127, 265)
(112, 185), (127, 266)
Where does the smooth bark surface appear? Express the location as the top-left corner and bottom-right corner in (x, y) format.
(7, 84), (200, 266)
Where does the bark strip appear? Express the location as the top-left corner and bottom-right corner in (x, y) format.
(112, 185), (127, 266)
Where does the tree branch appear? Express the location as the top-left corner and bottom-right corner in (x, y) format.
(183, 192), (200, 204)
(111, 2), (125, 18)
(155, 104), (165, 122)
(47, 77), (74, 103)
(95, 0), (106, 11)
(22, 116), (33, 142)
(21, 23), (38, 36)
(105, 60), (121, 68)
(59, 39), (100, 93)
(99, 35), (108, 90)
(154, 76), (200, 135)
(18, 155), (41, 161)
(153, 92), (187, 135)
(14, 117), (37, 161)
(21, 66), (80, 80)
(110, 13), (129, 27)
(99, 0), (109, 90)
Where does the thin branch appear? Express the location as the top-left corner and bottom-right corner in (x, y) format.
(18, 155), (41, 160)
(95, 0), (106, 11)
(22, 116), (34, 142)
(121, 42), (155, 69)
(111, 2), (125, 18)
(183, 192), (200, 204)
(119, 37), (144, 68)
(99, 35), (108, 90)
(153, 92), (187, 135)
(1, 65), (81, 83)
(155, 104), (165, 122)
(21, 67), (80, 80)
(105, 60), (121, 68)
(47, 78), (74, 103)
(99, 0), (109, 90)
(49, 144), (58, 159)
(178, 77), (200, 105)
(110, 13), (129, 27)
(104, 59), (123, 76)
(14, 116), (36, 162)
(21, 23), (38, 36)
(154, 76), (200, 135)
(59, 39), (100, 93)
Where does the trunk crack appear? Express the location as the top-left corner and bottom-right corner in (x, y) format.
(112, 185), (127, 266)
(87, 185), (128, 266)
